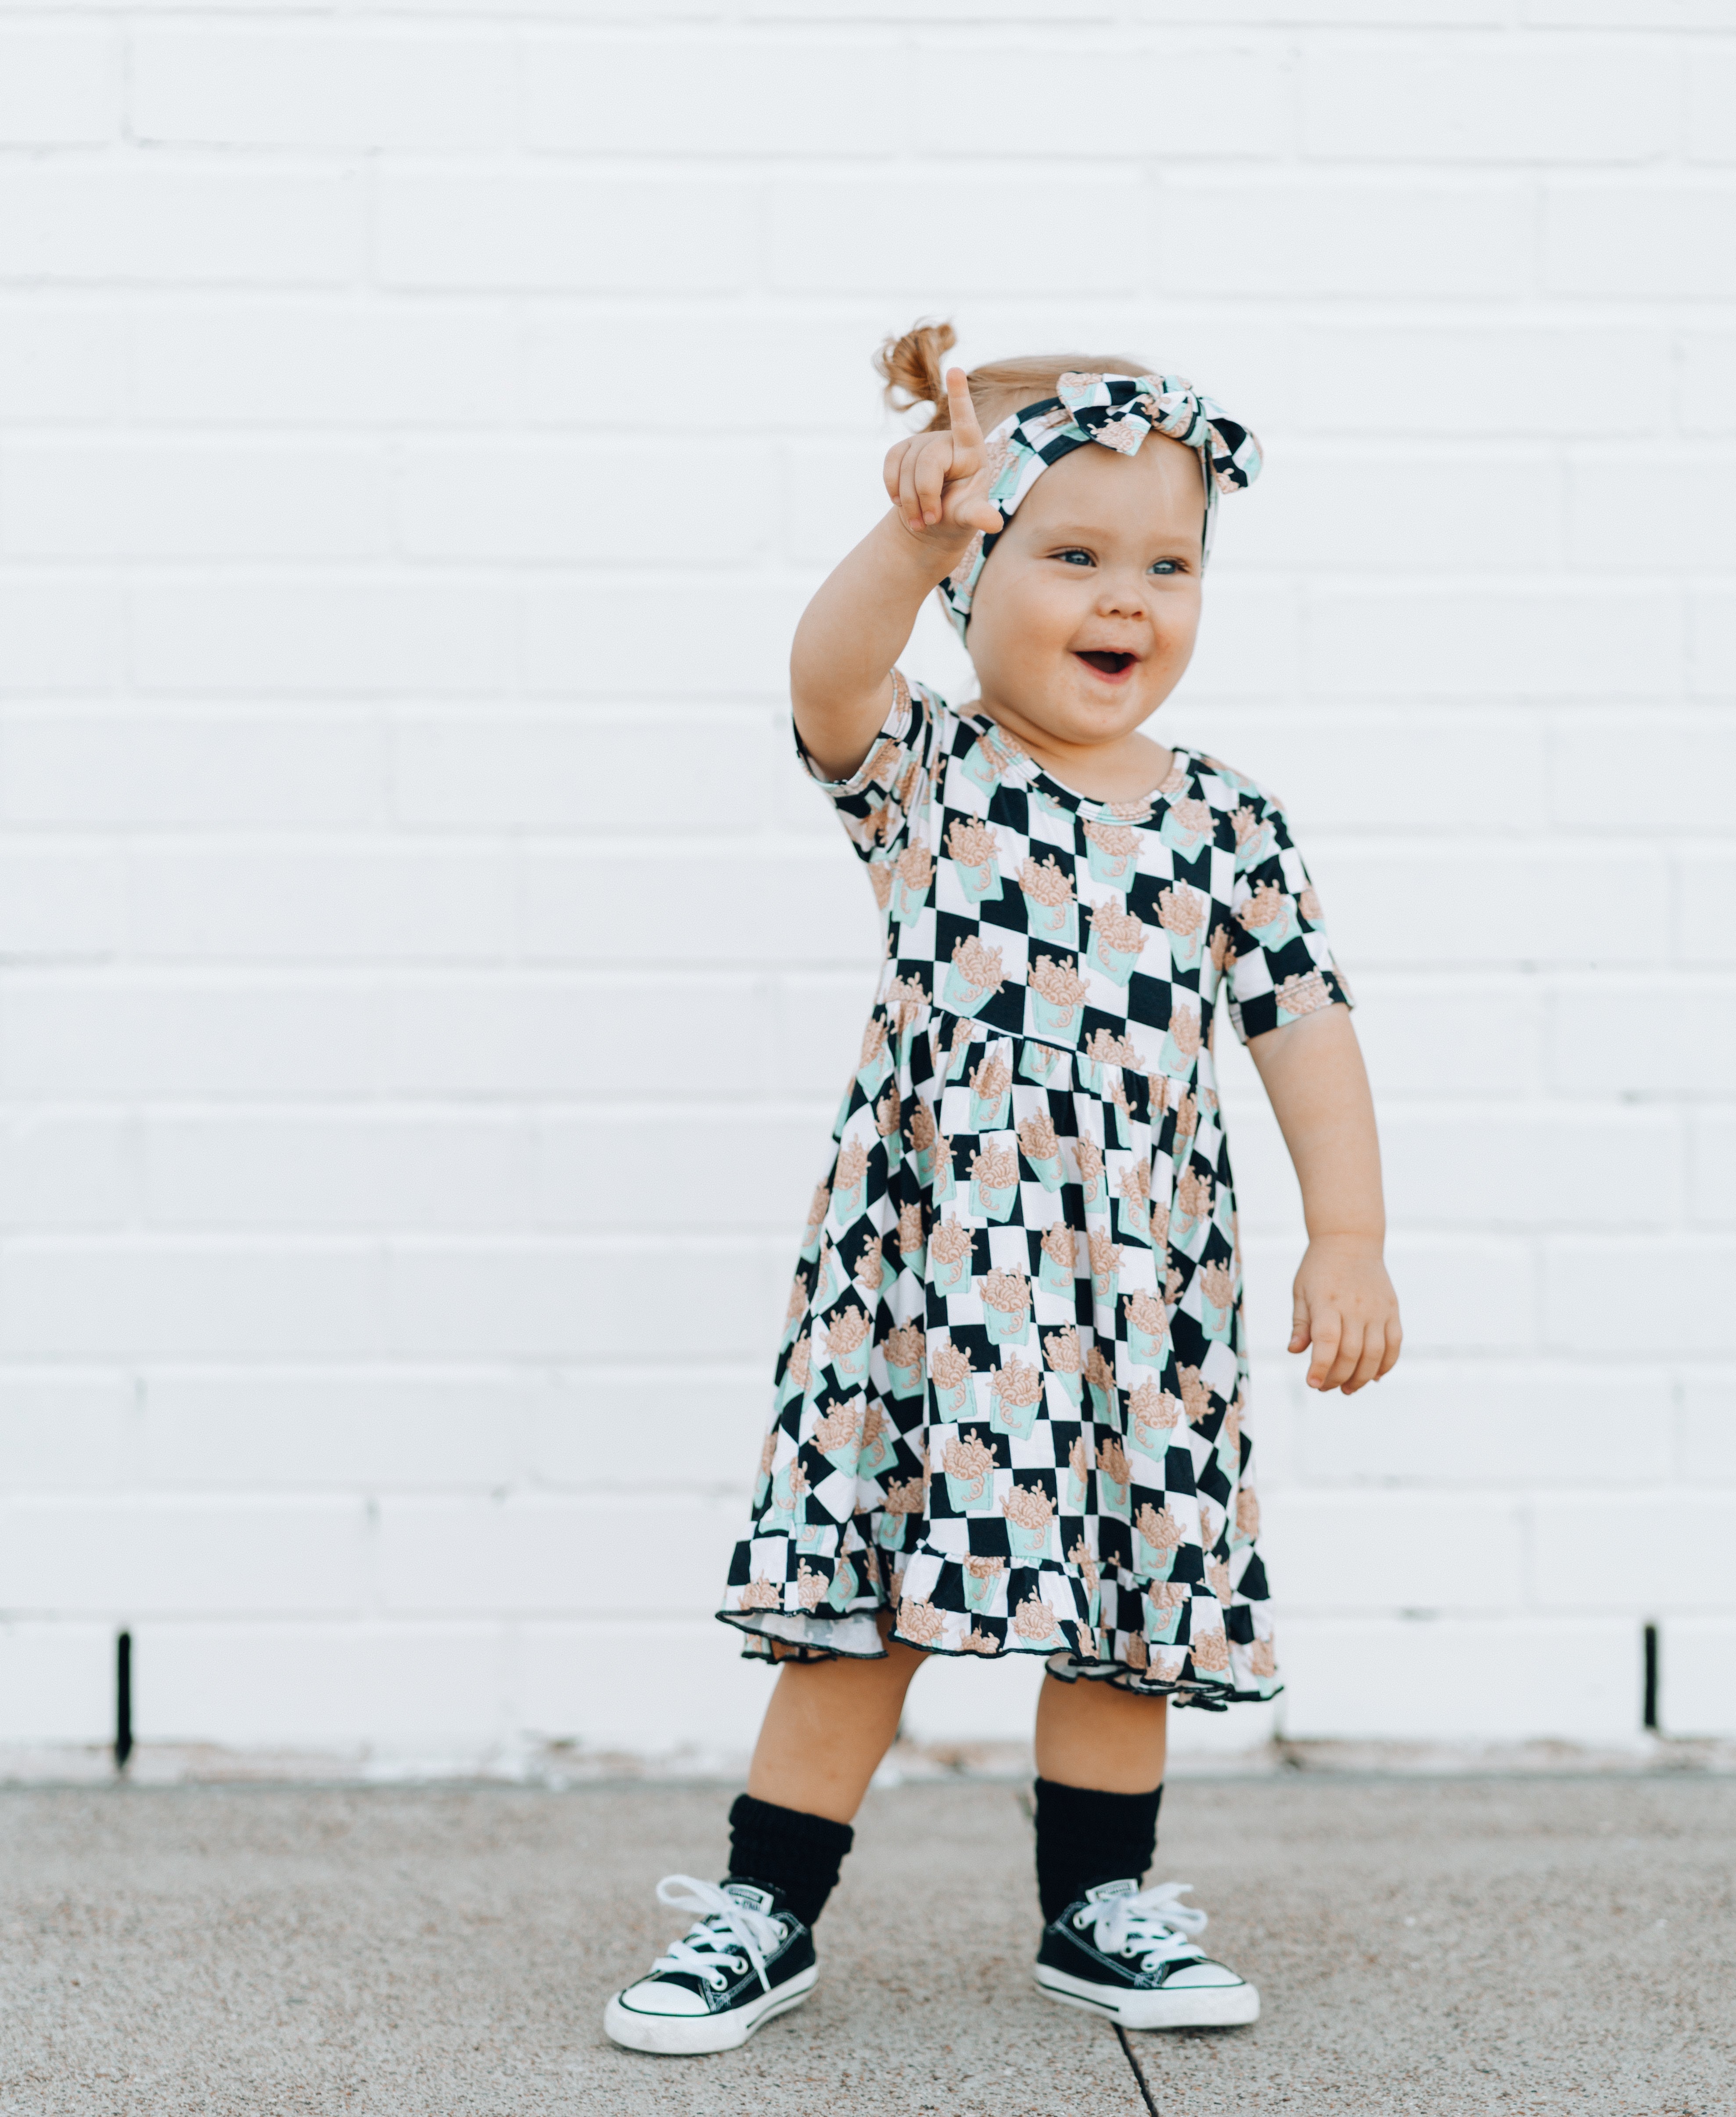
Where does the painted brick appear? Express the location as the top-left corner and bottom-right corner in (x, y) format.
(524, 580), (809, 698)
(1547, 710), (1736, 832)
(377, 1494), (740, 1615)
(0, 301), (126, 420)
(133, 580), (515, 696)
(1543, 1239), (1736, 1356)
(0, 1623), (115, 1745)
(396, 440), (774, 564)
(1545, 181), (1736, 299)
(1533, 1493), (1736, 1610)
(383, 1238), (779, 1360)
(0, 440), (391, 561)
(131, 27), (514, 149)
(1679, 335), (1736, 434)
(1379, 1106), (1683, 1230)
(1567, 457), (1736, 573)
(1660, 1619), (1736, 1737)
(1680, 1374), (1736, 1482)
(533, 1108), (828, 1232)
(1261, 1491), (1528, 1610)
(0, 1497), (370, 1616)
(767, 178), (1140, 295)
(0, 29), (115, 144)
(1301, 40), (1676, 162)
(1158, 177), (1535, 299)
(518, 1620), (770, 1753)
(134, 1622), (513, 1750)
(1546, 979), (1736, 1098)
(1295, 1361), (1676, 1487)
(0, 1375), (132, 1491)
(131, 302), (516, 426)
(0, 715), (384, 829)
(1680, 849), (1736, 966)
(0, 1113), (135, 1231)
(1278, 1617), (1642, 1742)
(0, 163), (363, 285)
(1305, 585), (1681, 699)
(1690, 591), (1736, 696)
(1231, 451), (1561, 572)
(1686, 47), (1736, 163)
(0, 579), (121, 694)
(377, 171), (752, 292)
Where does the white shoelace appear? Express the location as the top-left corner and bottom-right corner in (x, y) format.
(1080, 1882), (1210, 1971)
(648, 1876), (781, 1995)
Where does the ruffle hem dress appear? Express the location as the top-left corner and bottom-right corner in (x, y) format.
(717, 675), (1351, 1708)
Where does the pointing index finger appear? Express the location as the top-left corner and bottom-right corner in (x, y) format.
(945, 367), (984, 455)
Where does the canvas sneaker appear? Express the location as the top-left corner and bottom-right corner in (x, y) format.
(603, 1876), (818, 2056)
(1035, 1878), (1260, 2030)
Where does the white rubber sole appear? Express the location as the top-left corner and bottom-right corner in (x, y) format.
(604, 1967), (817, 2056)
(1035, 1964), (1261, 2030)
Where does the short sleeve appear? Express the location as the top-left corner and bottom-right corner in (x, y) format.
(1222, 787), (1353, 1043)
(793, 669), (944, 865)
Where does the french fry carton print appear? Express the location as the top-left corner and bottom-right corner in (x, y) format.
(969, 1142), (1021, 1223)
(857, 1015), (892, 1098)
(1042, 1325), (1085, 1410)
(930, 1214), (974, 1296)
(892, 839), (934, 924)
(1019, 854), (1079, 948)
(942, 1429), (998, 1512)
(1083, 818), (1139, 888)
(1161, 795), (1215, 860)
(824, 1303), (872, 1388)
(1075, 1136), (1107, 1210)
(960, 724), (1017, 798)
(1135, 1500), (1184, 1577)
(1171, 1166), (1215, 1255)
(1089, 1231), (1123, 1308)
(800, 1181), (829, 1264)
(826, 1548), (860, 1611)
(902, 1094), (934, 1181)
(1069, 1538), (1103, 1627)
(943, 935), (1006, 1019)
(877, 1475), (925, 1551)
(1118, 1161), (1154, 1248)
(980, 1265), (1033, 1347)
(1026, 954), (1090, 1046)
(896, 1201), (926, 1276)
(1002, 1482), (1058, 1563)
(812, 1398), (862, 1477)
(988, 1352), (1044, 1439)
(777, 1334), (813, 1412)
(1012, 1588), (1065, 1648)
(1199, 1260), (1236, 1344)
(1147, 1577), (1187, 1646)
(1275, 969), (1335, 1026)
(832, 1138), (870, 1224)
(962, 1551), (1006, 1615)
(859, 1397), (898, 1480)
(1019, 1037), (1068, 1085)
(1229, 803), (1274, 866)
(968, 1051), (1012, 1132)
(931, 1337), (978, 1422)
(946, 817), (1003, 906)
(1039, 1219), (1078, 1297)
(1129, 1379), (1182, 1459)
(1124, 1291), (1168, 1368)
(1160, 1002), (1203, 1082)
(1086, 900), (1147, 987)
(1157, 883), (1207, 974)
(1085, 1345), (1118, 1425)
(1095, 1437), (1132, 1520)
(884, 1321), (926, 1399)
(1237, 878), (1299, 956)
(1067, 1432), (1092, 1512)
(1018, 1106), (1064, 1191)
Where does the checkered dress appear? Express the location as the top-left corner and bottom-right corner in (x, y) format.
(718, 676), (1351, 1708)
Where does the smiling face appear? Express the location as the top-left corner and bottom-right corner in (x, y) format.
(963, 433), (1206, 764)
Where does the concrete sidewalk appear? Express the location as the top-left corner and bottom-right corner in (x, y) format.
(1, 1776), (1730, 2116)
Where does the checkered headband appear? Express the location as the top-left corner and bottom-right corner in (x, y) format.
(936, 370), (1262, 641)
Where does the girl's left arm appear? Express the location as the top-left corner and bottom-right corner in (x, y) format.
(1246, 1004), (1402, 1394)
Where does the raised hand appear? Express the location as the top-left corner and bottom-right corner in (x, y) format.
(881, 367), (1003, 545)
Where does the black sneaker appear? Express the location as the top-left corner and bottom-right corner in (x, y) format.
(604, 1876), (818, 2055)
(1035, 1878), (1259, 2030)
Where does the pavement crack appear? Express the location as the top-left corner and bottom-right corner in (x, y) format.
(1114, 2023), (1161, 2116)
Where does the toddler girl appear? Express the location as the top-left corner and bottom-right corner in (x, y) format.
(605, 324), (1402, 2056)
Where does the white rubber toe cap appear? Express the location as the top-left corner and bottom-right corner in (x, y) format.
(615, 1977), (709, 2017)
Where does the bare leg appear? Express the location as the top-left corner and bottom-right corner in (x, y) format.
(1034, 1675), (1168, 1793)
(744, 1613), (927, 1825)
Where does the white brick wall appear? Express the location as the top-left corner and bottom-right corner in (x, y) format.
(0, 2), (1731, 1765)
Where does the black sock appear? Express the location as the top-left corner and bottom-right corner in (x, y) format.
(1033, 1778), (1163, 1925)
(726, 1793), (855, 1929)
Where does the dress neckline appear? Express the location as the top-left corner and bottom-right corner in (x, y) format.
(959, 709), (1193, 824)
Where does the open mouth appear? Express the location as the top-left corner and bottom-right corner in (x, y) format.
(1075, 650), (1137, 677)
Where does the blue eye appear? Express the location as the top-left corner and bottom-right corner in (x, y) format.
(1150, 560), (1181, 576)
(1058, 549), (1093, 567)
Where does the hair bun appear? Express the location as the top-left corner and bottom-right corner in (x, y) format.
(874, 320), (956, 421)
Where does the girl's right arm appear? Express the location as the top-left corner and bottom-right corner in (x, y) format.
(791, 369), (1002, 782)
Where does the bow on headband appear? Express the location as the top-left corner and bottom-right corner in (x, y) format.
(936, 371), (1262, 641)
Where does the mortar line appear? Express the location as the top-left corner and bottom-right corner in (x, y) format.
(1114, 2023), (1161, 2117)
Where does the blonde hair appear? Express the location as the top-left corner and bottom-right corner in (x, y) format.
(874, 319), (1156, 434)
